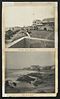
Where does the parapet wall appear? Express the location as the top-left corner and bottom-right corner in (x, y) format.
(9, 37), (54, 48)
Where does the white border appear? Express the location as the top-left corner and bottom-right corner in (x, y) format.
(2, 2), (58, 97)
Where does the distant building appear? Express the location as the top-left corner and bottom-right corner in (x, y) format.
(32, 20), (43, 30)
(32, 20), (42, 26)
(32, 18), (54, 31)
(42, 18), (54, 25)
(42, 18), (54, 31)
(30, 65), (40, 71)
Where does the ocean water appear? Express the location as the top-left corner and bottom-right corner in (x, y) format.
(5, 69), (37, 80)
(5, 69), (55, 93)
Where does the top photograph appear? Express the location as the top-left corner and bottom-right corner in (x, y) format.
(2, 2), (58, 48)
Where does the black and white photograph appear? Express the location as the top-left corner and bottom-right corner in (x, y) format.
(5, 51), (55, 94)
(2, 2), (58, 97)
(2, 2), (57, 48)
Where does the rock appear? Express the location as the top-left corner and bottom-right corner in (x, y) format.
(17, 75), (35, 83)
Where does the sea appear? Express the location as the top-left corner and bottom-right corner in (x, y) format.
(5, 69), (37, 80)
(5, 68), (55, 93)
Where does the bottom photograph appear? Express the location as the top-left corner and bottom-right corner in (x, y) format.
(5, 51), (55, 94)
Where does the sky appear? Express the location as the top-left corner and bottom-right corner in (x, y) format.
(3, 2), (55, 27)
(5, 51), (55, 69)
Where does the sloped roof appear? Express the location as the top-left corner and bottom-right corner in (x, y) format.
(42, 18), (54, 23)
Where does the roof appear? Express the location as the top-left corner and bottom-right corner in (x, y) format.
(32, 20), (43, 26)
(33, 19), (42, 23)
(42, 18), (54, 23)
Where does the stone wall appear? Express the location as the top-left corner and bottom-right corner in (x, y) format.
(9, 37), (54, 48)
